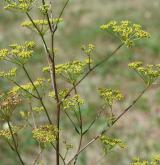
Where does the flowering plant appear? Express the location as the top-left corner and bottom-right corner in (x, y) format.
(0, 0), (159, 165)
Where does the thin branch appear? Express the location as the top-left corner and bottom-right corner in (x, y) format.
(72, 85), (83, 165)
(112, 85), (150, 124)
(26, 12), (53, 63)
(32, 148), (44, 165)
(24, 10), (58, 129)
(29, 101), (37, 128)
(41, 0), (53, 32)
(53, 0), (71, 32)
(7, 121), (25, 165)
(48, 60), (61, 165)
(83, 108), (104, 135)
(64, 110), (80, 134)
(5, 139), (15, 151)
(73, 134), (83, 165)
(28, 100), (43, 165)
(12, 80), (39, 99)
(51, 143), (66, 165)
(67, 135), (100, 165)
(73, 85), (83, 131)
(22, 65), (52, 124)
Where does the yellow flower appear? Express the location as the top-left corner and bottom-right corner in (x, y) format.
(0, 126), (22, 139)
(32, 125), (58, 144)
(128, 61), (143, 69)
(100, 135), (125, 154)
(131, 157), (148, 165)
(49, 88), (69, 100)
(100, 20), (150, 47)
(4, 0), (35, 12)
(128, 61), (160, 85)
(63, 95), (84, 110)
(0, 93), (22, 120)
(10, 41), (36, 62)
(32, 106), (44, 113)
(81, 43), (95, 54)
(55, 60), (86, 84)
(10, 78), (45, 96)
(21, 18), (63, 34)
(39, 4), (50, 14)
(0, 49), (9, 61)
(98, 88), (124, 107)
(0, 68), (17, 79)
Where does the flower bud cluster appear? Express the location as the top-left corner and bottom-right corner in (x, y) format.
(39, 4), (50, 14)
(98, 88), (124, 107)
(10, 78), (45, 95)
(21, 18), (63, 34)
(63, 95), (84, 110)
(81, 43), (95, 55)
(4, 0), (36, 12)
(128, 61), (160, 85)
(43, 60), (90, 84)
(32, 124), (58, 144)
(0, 93), (22, 120)
(49, 88), (69, 100)
(100, 20), (150, 47)
(100, 135), (125, 154)
(0, 68), (17, 79)
(132, 154), (160, 165)
(0, 125), (21, 139)
(0, 41), (36, 64)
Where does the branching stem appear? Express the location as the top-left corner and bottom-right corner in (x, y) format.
(67, 85), (149, 164)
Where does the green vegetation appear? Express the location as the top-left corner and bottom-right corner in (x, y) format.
(0, 0), (160, 165)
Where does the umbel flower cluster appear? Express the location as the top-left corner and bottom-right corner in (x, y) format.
(100, 135), (125, 154)
(81, 43), (95, 69)
(100, 20), (150, 47)
(4, 0), (36, 12)
(49, 88), (69, 100)
(32, 106), (44, 113)
(131, 154), (160, 165)
(98, 88), (124, 127)
(32, 124), (58, 144)
(63, 95), (84, 110)
(38, 4), (50, 14)
(21, 19), (63, 28)
(0, 125), (22, 139)
(43, 60), (92, 84)
(0, 41), (36, 64)
(98, 88), (124, 107)
(0, 93), (22, 120)
(128, 61), (160, 85)
(11, 78), (45, 96)
(49, 89), (84, 111)
(81, 43), (95, 55)
(0, 68), (17, 79)
(21, 18), (63, 34)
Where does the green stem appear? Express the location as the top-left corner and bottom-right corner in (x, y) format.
(22, 65), (52, 124)
(7, 121), (25, 165)
(73, 85), (83, 165)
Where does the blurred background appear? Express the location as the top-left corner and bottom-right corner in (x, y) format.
(0, 0), (160, 164)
